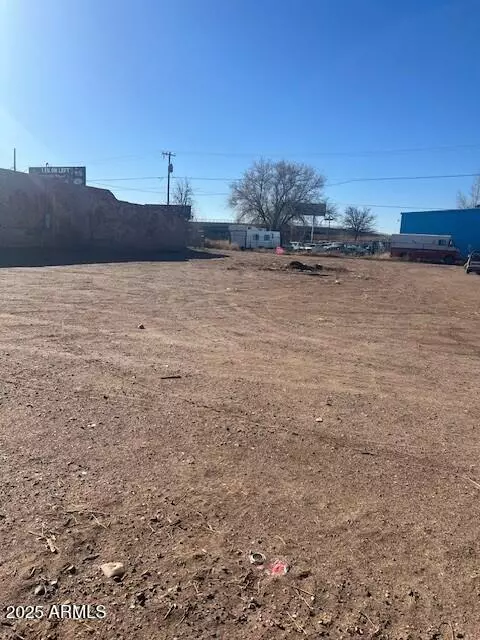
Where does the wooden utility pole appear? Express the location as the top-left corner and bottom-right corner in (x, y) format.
(162, 151), (175, 205)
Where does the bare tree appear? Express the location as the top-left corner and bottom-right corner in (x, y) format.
(229, 159), (326, 230)
(172, 178), (195, 217)
(323, 197), (339, 220)
(343, 206), (376, 240)
(457, 175), (480, 209)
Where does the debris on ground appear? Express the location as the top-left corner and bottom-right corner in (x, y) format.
(268, 559), (289, 575)
(259, 260), (347, 274)
(249, 551), (266, 566)
(138, 323), (145, 329)
(62, 564), (76, 574)
(100, 562), (125, 578)
(317, 612), (333, 626)
(45, 536), (58, 553)
(287, 261), (323, 272)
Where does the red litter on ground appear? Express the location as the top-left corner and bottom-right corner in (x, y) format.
(268, 560), (289, 575)
(275, 246), (285, 255)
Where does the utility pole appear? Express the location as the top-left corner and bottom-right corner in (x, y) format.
(325, 214), (334, 240)
(13, 148), (16, 172)
(162, 151), (175, 205)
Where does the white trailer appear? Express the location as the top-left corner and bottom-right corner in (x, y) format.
(229, 226), (281, 249)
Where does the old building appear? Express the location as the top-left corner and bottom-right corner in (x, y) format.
(401, 208), (480, 258)
(0, 169), (190, 252)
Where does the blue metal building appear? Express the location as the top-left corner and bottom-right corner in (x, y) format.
(400, 208), (480, 258)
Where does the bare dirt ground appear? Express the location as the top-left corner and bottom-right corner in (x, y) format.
(1, 250), (480, 640)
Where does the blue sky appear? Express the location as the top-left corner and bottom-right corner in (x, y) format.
(1, 0), (479, 232)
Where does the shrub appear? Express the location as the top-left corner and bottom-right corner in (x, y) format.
(204, 239), (240, 250)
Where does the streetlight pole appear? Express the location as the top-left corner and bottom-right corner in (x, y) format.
(324, 214), (334, 240)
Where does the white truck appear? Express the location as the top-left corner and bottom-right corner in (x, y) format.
(390, 234), (460, 264)
(229, 226), (281, 250)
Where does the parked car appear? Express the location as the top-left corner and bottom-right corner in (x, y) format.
(323, 242), (343, 252)
(343, 244), (368, 256)
(287, 241), (302, 251)
(465, 251), (480, 274)
(287, 241), (314, 252)
(311, 243), (329, 253)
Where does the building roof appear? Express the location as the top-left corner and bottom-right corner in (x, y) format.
(402, 207), (480, 215)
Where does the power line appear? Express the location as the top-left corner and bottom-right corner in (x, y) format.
(91, 182), (224, 196)
(328, 172), (480, 187)
(91, 182), (440, 210)
(89, 176), (162, 182)
(335, 201), (439, 210)
(176, 143), (480, 158)
(195, 192), (229, 197)
(88, 175), (233, 183)
(64, 151), (160, 166)
(191, 196), (444, 210)
(88, 170), (480, 188)
(173, 176), (234, 181)
(92, 182), (164, 194)
(63, 141), (480, 167)
(193, 195), (441, 209)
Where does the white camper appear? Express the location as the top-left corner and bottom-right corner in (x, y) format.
(229, 226), (281, 249)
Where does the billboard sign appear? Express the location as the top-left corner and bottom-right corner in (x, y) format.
(29, 166), (86, 186)
(294, 202), (327, 217)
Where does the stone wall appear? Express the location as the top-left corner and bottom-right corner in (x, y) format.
(0, 169), (190, 251)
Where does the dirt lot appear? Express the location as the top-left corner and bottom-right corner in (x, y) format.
(1, 250), (480, 640)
